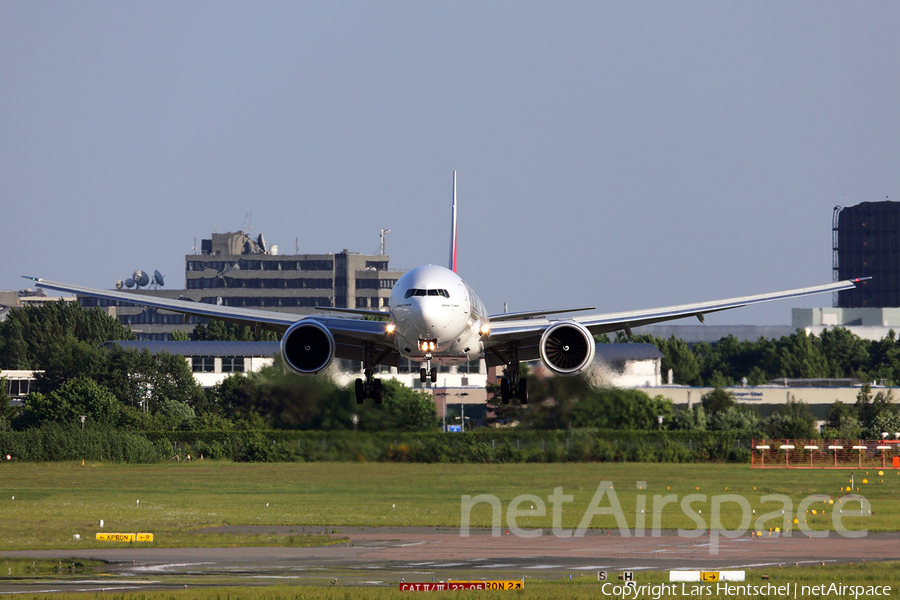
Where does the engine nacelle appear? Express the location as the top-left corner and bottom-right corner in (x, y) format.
(539, 321), (596, 376)
(281, 320), (335, 375)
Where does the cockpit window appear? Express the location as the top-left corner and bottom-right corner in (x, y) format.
(404, 288), (450, 299)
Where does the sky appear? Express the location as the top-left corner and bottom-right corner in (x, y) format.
(2, 2), (899, 325)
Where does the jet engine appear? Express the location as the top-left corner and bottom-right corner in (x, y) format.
(281, 320), (335, 375)
(539, 321), (596, 376)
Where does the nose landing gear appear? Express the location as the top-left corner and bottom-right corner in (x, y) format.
(419, 354), (437, 383)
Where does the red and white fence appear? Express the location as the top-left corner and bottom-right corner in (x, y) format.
(751, 439), (900, 469)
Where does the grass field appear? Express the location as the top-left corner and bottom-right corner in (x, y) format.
(0, 561), (897, 599)
(0, 461), (897, 549)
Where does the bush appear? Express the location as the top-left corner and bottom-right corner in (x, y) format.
(0, 425), (759, 464)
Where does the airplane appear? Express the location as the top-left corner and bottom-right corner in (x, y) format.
(25, 173), (867, 405)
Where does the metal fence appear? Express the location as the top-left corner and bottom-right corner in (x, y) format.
(751, 439), (900, 469)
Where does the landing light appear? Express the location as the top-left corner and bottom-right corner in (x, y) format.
(479, 323), (490, 335)
(419, 340), (437, 351)
(385, 323), (396, 334)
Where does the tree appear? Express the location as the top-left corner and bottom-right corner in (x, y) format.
(819, 327), (868, 379)
(669, 404), (707, 431)
(0, 377), (13, 431)
(569, 388), (672, 430)
(208, 361), (438, 432)
(853, 385), (899, 438)
(659, 337), (701, 385)
(157, 398), (196, 426)
(701, 388), (735, 415)
(0, 301), (133, 370)
(854, 385), (878, 429)
(100, 348), (206, 413)
(36, 336), (109, 393)
(823, 401), (862, 439)
(708, 406), (760, 432)
(774, 331), (829, 379)
(763, 397), (817, 439)
(865, 331), (900, 385)
(352, 379), (439, 432)
(21, 377), (120, 427)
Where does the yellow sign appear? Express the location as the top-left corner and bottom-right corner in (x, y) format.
(96, 532), (153, 542)
(96, 533), (135, 542)
(700, 572), (720, 582)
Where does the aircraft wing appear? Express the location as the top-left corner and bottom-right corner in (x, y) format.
(483, 278), (867, 364)
(22, 277), (391, 350)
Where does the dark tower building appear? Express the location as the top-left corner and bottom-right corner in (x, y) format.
(834, 202), (900, 308)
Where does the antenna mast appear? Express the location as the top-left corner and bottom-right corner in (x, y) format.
(379, 229), (391, 255)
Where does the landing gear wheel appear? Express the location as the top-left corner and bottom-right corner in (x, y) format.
(430, 368), (438, 383)
(500, 377), (511, 405)
(373, 379), (383, 404)
(517, 378), (528, 404)
(420, 368), (427, 383)
(355, 378), (366, 404)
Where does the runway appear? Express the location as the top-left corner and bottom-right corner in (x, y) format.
(1, 527), (898, 594)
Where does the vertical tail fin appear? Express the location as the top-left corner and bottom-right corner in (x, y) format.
(449, 170), (458, 273)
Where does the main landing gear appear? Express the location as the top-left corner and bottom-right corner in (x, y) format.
(355, 342), (390, 404)
(355, 378), (382, 404)
(490, 342), (528, 405)
(499, 376), (527, 405)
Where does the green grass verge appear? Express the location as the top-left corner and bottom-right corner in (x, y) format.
(0, 461), (897, 549)
(0, 557), (105, 577)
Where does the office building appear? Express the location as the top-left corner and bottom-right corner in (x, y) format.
(79, 231), (405, 340)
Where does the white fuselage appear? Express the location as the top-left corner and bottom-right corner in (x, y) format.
(388, 265), (488, 365)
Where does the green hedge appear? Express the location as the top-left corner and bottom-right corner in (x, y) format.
(0, 423), (167, 463)
(0, 425), (753, 464)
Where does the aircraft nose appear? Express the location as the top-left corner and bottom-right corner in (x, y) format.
(413, 299), (442, 335)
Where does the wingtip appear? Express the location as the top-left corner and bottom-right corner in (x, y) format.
(21, 275), (41, 282)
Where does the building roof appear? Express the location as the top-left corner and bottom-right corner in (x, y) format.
(594, 343), (663, 361)
(103, 340), (281, 357)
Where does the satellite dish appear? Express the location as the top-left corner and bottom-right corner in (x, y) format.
(115, 280), (124, 290)
(257, 233), (267, 253)
(133, 270), (150, 288)
(125, 279), (135, 288)
(153, 270), (165, 287)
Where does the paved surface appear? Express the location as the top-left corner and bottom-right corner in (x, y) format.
(1, 527), (898, 593)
